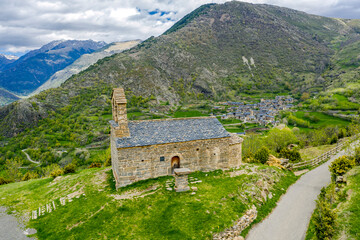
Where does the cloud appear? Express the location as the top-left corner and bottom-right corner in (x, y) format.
(0, 0), (358, 55)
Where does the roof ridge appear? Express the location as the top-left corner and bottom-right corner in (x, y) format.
(129, 116), (216, 123)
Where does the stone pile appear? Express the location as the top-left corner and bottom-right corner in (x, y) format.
(213, 205), (257, 240)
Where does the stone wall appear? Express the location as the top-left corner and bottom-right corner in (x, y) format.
(213, 205), (257, 240)
(112, 134), (242, 188)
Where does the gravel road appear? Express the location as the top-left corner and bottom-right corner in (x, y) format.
(0, 207), (35, 240)
(246, 144), (355, 240)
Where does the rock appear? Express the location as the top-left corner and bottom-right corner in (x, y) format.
(255, 180), (264, 187)
(192, 180), (202, 183)
(191, 186), (198, 191)
(234, 236), (244, 240)
(335, 187), (340, 192)
(191, 192), (196, 195)
(24, 228), (37, 235)
(261, 190), (267, 201)
(166, 187), (172, 191)
(336, 176), (346, 183)
(268, 192), (273, 199)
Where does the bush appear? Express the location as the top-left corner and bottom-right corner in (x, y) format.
(50, 169), (64, 178)
(329, 156), (355, 179)
(104, 147), (112, 167)
(243, 151), (254, 163)
(279, 148), (302, 162)
(42, 164), (62, 177)
(329, 133), (338, 144)
(287, 114), (310, 128)
(63, 163), (76, 174)
(22, 172), (39, 181)
(0, 177), (13, 185)
(254, 147), (270, 164)
(354, 146), (360, 166)
(89, 162), (102, 168)
(313, 200), (336, 240)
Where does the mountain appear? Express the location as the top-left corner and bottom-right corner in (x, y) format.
(31, 40), (141, 96)
(0, 40), (107, 95)
(0, 88), (19, 106)
(0, 54), (18, 69)
(1, 1), (360, 137)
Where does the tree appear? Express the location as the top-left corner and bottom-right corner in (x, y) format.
(300, 92), (310, 101)
(5, 157), (22, 181)
(242, 134), (263, 159)
(266, 128), (298, 152)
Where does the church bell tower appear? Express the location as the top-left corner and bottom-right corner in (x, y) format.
(111, 88), (130, 138)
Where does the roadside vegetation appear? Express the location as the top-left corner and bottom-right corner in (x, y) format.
(306, 146), (360, 240)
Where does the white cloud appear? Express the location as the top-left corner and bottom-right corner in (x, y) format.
(0, 0), (358, 55)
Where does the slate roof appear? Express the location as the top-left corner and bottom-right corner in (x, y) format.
(111, 117), (231, 148)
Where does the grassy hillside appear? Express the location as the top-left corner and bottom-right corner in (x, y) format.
(0, 165), (297, 239)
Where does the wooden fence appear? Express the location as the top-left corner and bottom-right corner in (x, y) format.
(292, 135), (358, 170)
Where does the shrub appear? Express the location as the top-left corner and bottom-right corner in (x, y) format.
(104, 156), (112, 167)
(279, 148), (302, 162)
(104, 148), (112, 167)
(313, 200), (336, 240)
(50, 169), (64, 178)
(243, 151), (254, 163)
(0, 177), (13, 185)
(22, 172), (39, 181)
(287, 114), (310, 128)
(329, 133), (338, 144)
(42, 164), (62, 177)
(89, 162), (102, 168)
(254, 147), (270, 164)
(329, 156), (355, 179)
(63, 163), (76, 174)
(354, 146), (360, 166)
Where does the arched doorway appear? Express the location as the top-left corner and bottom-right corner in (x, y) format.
(171, 156), (180, 173)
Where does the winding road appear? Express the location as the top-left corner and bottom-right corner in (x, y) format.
(246, 142), (357, 240)
(21, 149), (40, 165)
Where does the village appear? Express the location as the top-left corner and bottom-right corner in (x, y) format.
(218, 96), (295, 126)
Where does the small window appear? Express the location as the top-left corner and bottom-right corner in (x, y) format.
(160, 156), (165, 162)
(141, 160), (144, 162)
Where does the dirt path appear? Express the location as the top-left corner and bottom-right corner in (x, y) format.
(246, 142), (357, 240)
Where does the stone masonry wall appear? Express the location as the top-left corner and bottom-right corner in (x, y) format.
(113, 136), (242, 188)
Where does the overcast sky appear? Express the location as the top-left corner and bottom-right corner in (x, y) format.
(1, 0), (359, 56)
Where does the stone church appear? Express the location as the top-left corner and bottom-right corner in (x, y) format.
(109, 88), (243, 189)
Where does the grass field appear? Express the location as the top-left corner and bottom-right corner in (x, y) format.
(294, 111), (350, 129)
(0, 165), (297, 240)
(332, 94), (360, 110)
(299, 144), (335, 161)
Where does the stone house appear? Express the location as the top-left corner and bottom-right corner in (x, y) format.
(109, 88), (243, 189)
